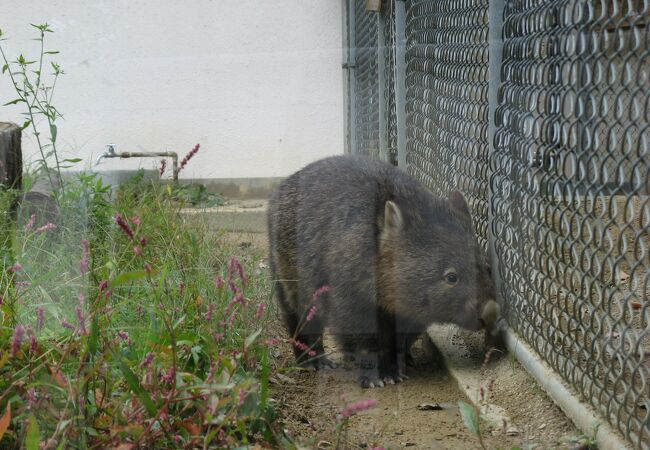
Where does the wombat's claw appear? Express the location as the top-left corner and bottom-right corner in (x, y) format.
(359, 373), (407, 388)
(315, 357), (338, 370)
(384, 373), (408, 385)
(359, 376), (384, 389)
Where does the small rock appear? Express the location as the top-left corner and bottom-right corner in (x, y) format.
(506, 426), (521, 436)
(417, 403), (443, 411)
(395, 431), (404, 435)
(539, 423), (547, 429)
(405, 443), (416, 447)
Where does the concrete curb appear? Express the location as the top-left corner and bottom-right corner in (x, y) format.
(503, 328), (630, 450)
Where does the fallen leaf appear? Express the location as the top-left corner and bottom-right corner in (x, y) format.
(0, 403), (11, 441)
(631, 300), (642, 310)
(179, 420), (200, 436)
(417, 403), (443, 411)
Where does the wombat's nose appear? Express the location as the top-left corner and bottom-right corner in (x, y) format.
(480, 300), (500, 329)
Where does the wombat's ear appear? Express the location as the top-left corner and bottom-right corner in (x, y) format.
(383, 200), (404, 234)
(449, 190), (471, 217)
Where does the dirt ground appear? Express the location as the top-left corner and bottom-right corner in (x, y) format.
(269, 334), (581, 450)
(215, 227), (583, 449)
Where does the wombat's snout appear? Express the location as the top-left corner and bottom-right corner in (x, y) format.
(479, 300), (500, 329)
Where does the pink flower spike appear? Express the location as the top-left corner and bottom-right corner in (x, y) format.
(228, 256), (248, 286)
(118, 330), (132, 345)
(133, 246), (142, 257)
(80, 239), (90, 275)
(131, 216), (142, 227)
(239, 389), (248, 406)
(28, 327), (38, 353)
(35, 223), (57, 233)
(139, 236), (147, 247)
(36, 307), (45, 330)
(178, 143), (200, 173)
(205, 303), (216, 321)
(115, 213), (134, 240)
(161, 368), (175, 384)
(141, 352), (155, 368)
(313, 285), (331, 301)
(76, 294), (87, 335)
(159, 159), (167, 176)
(215, 275), (225, 290)
(340, 399), (378, 418)
(289, 338), (316, 357)
(265, 337), (281, 346)
(11, 324), (25, 358)
(7, 262), (23, 274)
(256, 303), (267, 319)
(306, 305), (317, 322)
(25, 214), (36, 230)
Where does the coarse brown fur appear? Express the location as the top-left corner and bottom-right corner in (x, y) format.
(267, 155), (497, 387)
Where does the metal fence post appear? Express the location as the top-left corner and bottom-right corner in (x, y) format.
(377, 8), (387, 163)
(487, 0), (505, 298)
(343, 0), (357, 155)
(393, 0), (407, 169)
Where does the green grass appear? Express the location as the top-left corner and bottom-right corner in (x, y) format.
(0, 171), (286, 449)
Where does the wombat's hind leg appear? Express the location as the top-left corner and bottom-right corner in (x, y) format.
(295, 318), (338, 370)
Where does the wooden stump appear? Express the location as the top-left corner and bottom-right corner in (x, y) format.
(0, 122), (22, 191)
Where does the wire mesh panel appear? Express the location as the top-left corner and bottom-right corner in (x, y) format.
(383, 0), (399, 165)
(404, 0), (490, 249)
(491, 0), (650, 446)
(353, 0), (381, 158)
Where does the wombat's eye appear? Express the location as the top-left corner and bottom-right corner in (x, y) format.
(444, 269), (458, 285)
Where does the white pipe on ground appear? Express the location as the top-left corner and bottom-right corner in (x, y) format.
(503, 328), (630, 450)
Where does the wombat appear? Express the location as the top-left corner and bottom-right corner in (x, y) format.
(267, 155), (499, 387)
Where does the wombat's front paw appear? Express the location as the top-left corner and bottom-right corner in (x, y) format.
(299, 355), (338, 370)
(359, 371), (408, 388)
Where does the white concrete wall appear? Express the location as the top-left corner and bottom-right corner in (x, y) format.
(0, 1), (344, 179)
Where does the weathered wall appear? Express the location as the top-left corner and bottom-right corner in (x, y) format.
(0, 1), (344, 179)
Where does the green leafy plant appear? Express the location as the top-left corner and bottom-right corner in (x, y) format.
(0, 24), (81, 196)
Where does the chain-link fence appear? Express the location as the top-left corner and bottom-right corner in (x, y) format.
(345, 0), (649, 447)
(492, 0), (650, 446)
(351, 0), (381, 159)
(404, 0), (490, 249)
